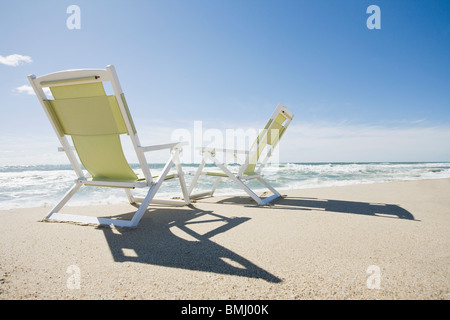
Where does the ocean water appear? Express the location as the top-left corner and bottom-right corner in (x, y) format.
(1, 162), (450, 210)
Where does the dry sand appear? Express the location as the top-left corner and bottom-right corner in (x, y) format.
(0, 178), (449, 300)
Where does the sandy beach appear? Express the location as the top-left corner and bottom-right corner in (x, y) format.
(0, 178), (449, 300)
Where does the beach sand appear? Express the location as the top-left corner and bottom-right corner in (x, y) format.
(0, 178), (449, 300)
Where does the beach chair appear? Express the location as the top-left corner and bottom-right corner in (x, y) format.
(28, 65), (190, 227)
(189, 103), (294, 205)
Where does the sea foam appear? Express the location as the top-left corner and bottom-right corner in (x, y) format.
(1, 162), (449, 210)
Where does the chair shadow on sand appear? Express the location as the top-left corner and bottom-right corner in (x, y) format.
(216, 195), (417, 221)
(100, 194), (415, 284)
(100, 206), (282, 283)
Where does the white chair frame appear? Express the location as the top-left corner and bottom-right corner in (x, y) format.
(189, 103), (293, 205)
(28, 65), (190, 227)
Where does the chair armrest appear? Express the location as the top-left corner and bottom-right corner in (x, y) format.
(197, 147), (249, 155)
(138, 141), (188, 152)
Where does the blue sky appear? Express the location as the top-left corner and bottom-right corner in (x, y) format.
(1, 0), (449, 164)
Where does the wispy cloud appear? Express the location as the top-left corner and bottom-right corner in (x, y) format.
(0, 54), (32, 66)
(280, 122), (450, 162)
(1, 121), (449, 166)
(133, 121), (450, 163)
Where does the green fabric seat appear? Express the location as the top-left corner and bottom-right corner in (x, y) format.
(44, 82), (138, 182)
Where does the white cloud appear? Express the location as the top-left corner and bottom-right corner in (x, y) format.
(14, 84), (35, 95)
(0, 54), (32, 66)
(14, 84), (52, 97)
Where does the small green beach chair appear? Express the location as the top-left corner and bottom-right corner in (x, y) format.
(28, 65), (190, 227)
(189, 103), (294, 205)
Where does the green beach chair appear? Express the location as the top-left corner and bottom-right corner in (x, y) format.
(189, 103), (294, 205)
(28, 65), (190, 227)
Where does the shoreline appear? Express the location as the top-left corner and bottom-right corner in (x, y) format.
(2, 176), (450, 212)
(2, 162), (450, 211)
(0, 178), (449, 299)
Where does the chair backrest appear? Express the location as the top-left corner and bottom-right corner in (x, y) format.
(28, 66), (151, 183)
(242, 103), (294, 176)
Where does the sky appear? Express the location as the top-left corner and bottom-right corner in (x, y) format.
(0, 0), (449, 165)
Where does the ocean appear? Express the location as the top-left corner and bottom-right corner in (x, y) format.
(1, 162), (450, 210)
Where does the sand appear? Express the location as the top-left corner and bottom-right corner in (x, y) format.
(0, 178), (449, 300)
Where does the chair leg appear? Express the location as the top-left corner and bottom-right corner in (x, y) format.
(210, 157), (264, 205)
(124, 189), (136, 204)
(209, 152), (283, 205)
(188, 152), (280, 206)
(45, 182), (82, 220)
(43, 155), (191, 227)
(257, 177), (281, 197)
(44, 183), (136, 227)
(173, 149), (191, 205)
(233, 177), (265, 205)
(129, 184), (159, 227)
(189, 159), (217, 199)
(129, 157), (175, 227)
(188, 159), (205, 195)
(210, 177), (222, 197)
(126, 153), (190, 208)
